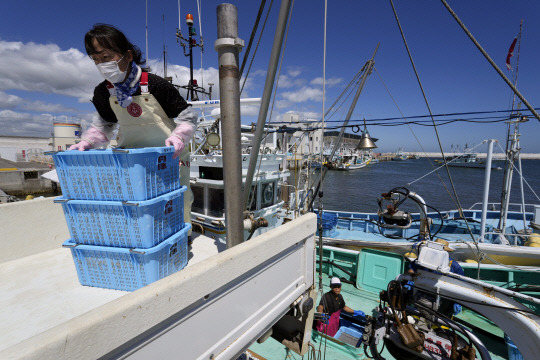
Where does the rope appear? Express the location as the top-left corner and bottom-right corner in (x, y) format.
(406, 141), (488, 186)
(510, 20), (523, 111)
(196, 0), (204, 93)
(495, 142), (540, 201)
(240, 0), (274, 95)
(246, 0), (295, 213)
(240, 0), (266, 77)
(318, 0), (328, 307)
(389, 0), (476, 244)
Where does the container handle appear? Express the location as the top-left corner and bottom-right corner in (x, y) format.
(122, 201), (139, 206)
(112, 148), (130, 153)
(54, 198), (70, 203)
(62, 243), (78, 248)
(129, 249), (146, 254)
(44, 150), (63, 155)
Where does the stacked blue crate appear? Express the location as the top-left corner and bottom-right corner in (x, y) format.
(53, 147), (191, 291)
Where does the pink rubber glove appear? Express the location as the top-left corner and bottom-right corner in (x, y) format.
(68, 127), (109, 151)
(165, 121), (196, 159)
(69, 140), (93, 151)
(165, 135), (185, 159)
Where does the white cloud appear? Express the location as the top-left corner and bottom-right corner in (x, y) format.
(276, 100), (292, 109)
(0, 40), (226, 136)
(0, 41), (100, 103)
(281, 86), (323, 103)
(287, 68), (302, 77)
(20, 100), (79, 113)
(240, 104), (260, 117)
(0, 110), (54, 136)
(0, 91), (23, 109)
(310, 77), (343, 87)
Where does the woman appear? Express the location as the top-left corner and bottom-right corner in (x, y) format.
(71, 24), (196, 236)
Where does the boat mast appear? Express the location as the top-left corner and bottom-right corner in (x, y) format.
(308, 44), (379, 211)
(498, 115), (528, 231)
(498, 22), (525, 231)
(176, 5), (210, 101)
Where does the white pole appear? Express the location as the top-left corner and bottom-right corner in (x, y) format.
(480, 139), (495, 241)
(518, 150), (527, 229)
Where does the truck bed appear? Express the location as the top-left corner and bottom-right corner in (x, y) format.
(0, 198), (316, 359)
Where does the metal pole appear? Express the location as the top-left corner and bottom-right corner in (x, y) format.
(215, 3), (245, 248)
(243, 0), (292, 209)
(500, 125), (517, 230)
(480, 139), (494, 242)
(518, 151), (527, 229)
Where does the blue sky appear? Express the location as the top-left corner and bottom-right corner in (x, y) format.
(1, 1), (539, 153)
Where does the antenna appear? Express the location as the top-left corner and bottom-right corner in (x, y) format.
(176, 9), (208, 101)
(163, 14), (168, 80)
(145, 0), (149, 65)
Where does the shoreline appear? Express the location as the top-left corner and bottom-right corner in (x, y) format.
(390, 152), (540, 160)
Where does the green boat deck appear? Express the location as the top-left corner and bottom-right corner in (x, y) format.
(248, 246), (528, 359)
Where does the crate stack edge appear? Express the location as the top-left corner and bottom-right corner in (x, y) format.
(53, 147), (190, 291)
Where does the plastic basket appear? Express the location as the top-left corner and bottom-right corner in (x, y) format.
(504, 334), (524, 360)
(64, 224), (191, 291)
(56, 187), (186, 248)
(52, 147), (180, 201)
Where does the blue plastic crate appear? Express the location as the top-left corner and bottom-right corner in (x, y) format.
(504, 334), (524, 360)
(56, 187), (186, 248)
(64, 224), (191, 291)
(52, 146), (180, 201)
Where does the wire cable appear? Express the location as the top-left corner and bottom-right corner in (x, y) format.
(240, 0), (266, 77)
(389, 0), (476, 245)
(240, 0), (274, 95)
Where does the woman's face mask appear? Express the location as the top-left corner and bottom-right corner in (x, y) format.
(96, 54), (127, 83)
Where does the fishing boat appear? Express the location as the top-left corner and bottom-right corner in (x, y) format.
(319, 203), (540, 265)
(319, 131), (539, 266)
(249, 243), (540, 359)
(435, 150), (502, 170)
(187, 101), (290, 242)
(391, 148), (408, 161)
(332, 154), (370, 171)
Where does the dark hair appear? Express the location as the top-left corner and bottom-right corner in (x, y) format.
(84, 24), (146, 67)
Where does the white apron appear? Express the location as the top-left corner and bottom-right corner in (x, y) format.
(107, 75), (193, 234)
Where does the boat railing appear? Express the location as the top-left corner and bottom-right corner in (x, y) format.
(468, 202), (539, 213)
(476, 230), (538, 246)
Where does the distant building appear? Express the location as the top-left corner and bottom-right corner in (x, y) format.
(0, 136), (52, 162)
(281, 113), (323, 156)
(323, 131), (362, 156)
(52, 122), (82, 151)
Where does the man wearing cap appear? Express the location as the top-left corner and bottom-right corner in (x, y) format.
(316, 277), (363, 336)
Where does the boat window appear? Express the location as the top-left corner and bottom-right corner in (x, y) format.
(199, 166), (223, 180)
(208, 187), (225, 217)
(261, 182), (274, 208)
(24, 171), (39, 180)
(191, 185), (205, 214)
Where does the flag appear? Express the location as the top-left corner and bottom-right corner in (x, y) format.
(506, 37), (517, 71)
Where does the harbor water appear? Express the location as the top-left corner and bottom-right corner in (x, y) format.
(319, 158), (540, 214)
